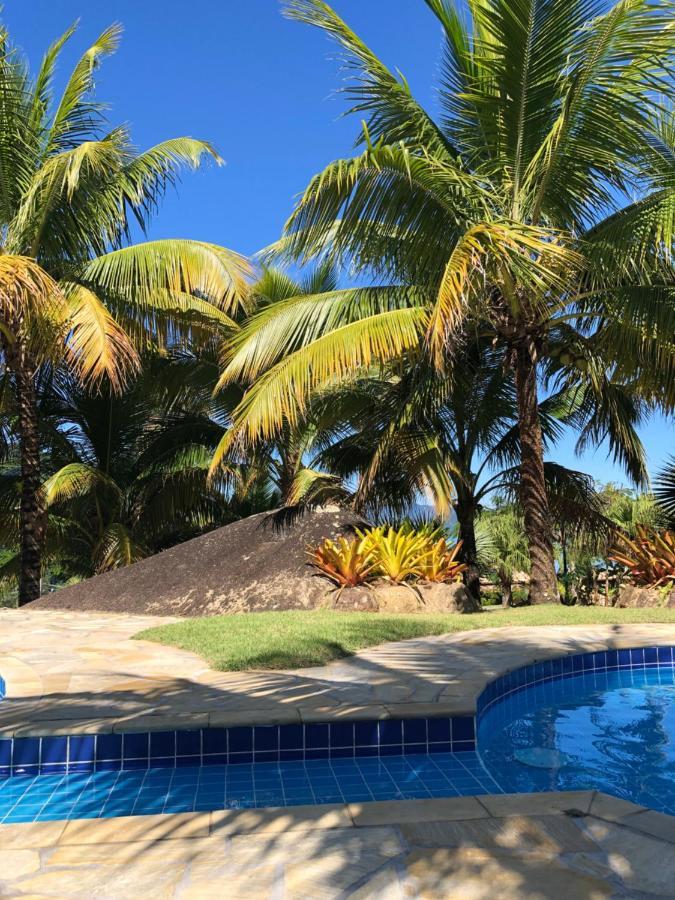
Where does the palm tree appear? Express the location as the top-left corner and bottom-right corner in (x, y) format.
(0, 353), (277, 582)
(0, 23), (249, 602)
(212, 264), (355, 509)
(476, 505), (530, 607)
(217, 0), (675, 604)
(654, 457), (675, 528)
(311, 339), (557, 599)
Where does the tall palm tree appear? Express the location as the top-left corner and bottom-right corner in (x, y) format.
(216, 0), (675, 603)
(314, 334), (645, 600)
(0, 352), (280, 582)
(0, 23), (250, 602)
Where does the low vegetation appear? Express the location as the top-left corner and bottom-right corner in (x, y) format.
(137, 607), (675, 672)
(610, 528), (675, 588)
(308, 525), (466, 589)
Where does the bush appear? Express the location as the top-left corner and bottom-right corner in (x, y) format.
(307, 535), (377, 588)
(309, 526), (466, 587)
(609, 527), (675, 587)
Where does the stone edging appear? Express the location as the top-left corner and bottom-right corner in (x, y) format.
(0, 791), (673, 849)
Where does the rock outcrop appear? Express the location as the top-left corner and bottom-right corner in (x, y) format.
(616, 584), (675, 609)
(31, 507), (367, 617)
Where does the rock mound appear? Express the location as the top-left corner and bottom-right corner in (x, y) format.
(31, 507), (367, 617)
(616, 584), (675, 609)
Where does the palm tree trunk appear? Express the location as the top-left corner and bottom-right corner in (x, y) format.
(499, 569), (513, 607)
(514, 341), (558, 604)
(5, 340), (44, 605)
(455, 494), (480, 602)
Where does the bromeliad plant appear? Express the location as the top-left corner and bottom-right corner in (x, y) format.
(609, 527), (675, 588)
(309, 525), (465, 588)
(418, 538), (467, 585)
(307, 535), (377, 588)
(359, 525), (433, 584)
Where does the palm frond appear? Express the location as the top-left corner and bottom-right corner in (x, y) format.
(63, 283), (140, 393)
(81, 240), (252, 315)
(47, 23), (122, 152)
(654, 456), (675, 526)
(43, 462), (122, 507)
(284, 0), (457, 157)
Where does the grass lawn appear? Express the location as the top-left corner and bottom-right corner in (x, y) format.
(136, 606), (675, 672)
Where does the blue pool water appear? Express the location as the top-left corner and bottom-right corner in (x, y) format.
(2, 649), (674, 823)
(479, 665), (675, 815)
(0, 752), (502, 823)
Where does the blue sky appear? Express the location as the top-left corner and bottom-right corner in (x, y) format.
(4, 0), (673, 487)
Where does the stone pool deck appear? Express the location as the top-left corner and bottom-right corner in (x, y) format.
(1, 791), (674, 897)
(1, 611), (675, 897)
(1, 609), (675, 735)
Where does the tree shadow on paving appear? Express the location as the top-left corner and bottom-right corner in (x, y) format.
(47, 801), (639, 898)
(0, 622), (653, 728)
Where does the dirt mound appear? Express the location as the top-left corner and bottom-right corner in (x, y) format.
(31, 507), (366, 617)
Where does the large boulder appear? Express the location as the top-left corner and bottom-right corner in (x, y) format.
(616, 584), (675, 609)
(30, 506), (368, 617)
(331, 581), (479, 614)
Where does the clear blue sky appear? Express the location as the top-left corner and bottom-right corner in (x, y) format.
(4, 0), (673, 487)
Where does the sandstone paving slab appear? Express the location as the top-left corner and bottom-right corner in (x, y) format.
(477, 791), (595, 818)
(616, 808), (675, 842)
(0, 792), (672, 898)
(398, 814), (598, 854)
(59, 811), (211, 845)
(579, 816), (675, 896)
(587, 792), (648, 822)
(348, 796), (489, 826)
(402, 847), (612, 899)
(3, 610), (674, 734)
(209, 802), (352, 836)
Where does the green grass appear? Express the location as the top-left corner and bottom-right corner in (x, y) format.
(135, 606), (675, 672)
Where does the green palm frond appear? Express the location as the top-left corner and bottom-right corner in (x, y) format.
(47, 23), (122, 153)
(216, 306), (428, 454)
(82, 240), (252, 315)
(654, 457), (675, 526)
(93, 522), (146, 572)
(285, 0), (457, 157)
(219, 285), (426, 389)
(43, 463), (122, 508)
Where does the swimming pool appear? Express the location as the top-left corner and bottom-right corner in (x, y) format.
(1, 645), (673, 823)
(479, 661), (675, 816)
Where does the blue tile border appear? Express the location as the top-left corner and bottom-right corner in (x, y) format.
(1, 645), (670, 780)
(476, 644), (675, 728)
(0, 715), (475, 779)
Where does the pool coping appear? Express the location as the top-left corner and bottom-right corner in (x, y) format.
(2, 628), (675, 737)
(0, 790), (672, 849)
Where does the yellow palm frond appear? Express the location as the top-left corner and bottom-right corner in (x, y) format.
(83, 240), (252, 315)
(428, 221), (580, 366)
(63, 283), (140, 392)
(0, 255), (63, 324)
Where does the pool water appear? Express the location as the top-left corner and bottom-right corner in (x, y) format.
(3, 653), (674, 824)
(479, 666), (675, 815)
(0, 752), (503, 824)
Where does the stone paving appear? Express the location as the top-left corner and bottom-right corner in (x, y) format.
(2, 610), (675, 897)
(1, 791), (674, 898)
(1, 609), (675, 735)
